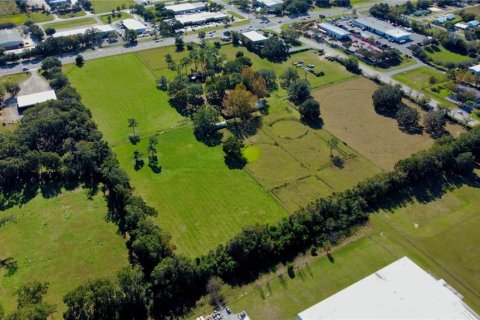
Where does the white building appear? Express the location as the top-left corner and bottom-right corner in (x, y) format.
(17, 90), (57, 109)
(175, 11), (228, 25)
(257, 0), (283, 10)
(165, 2), (206, 14)
(52, 25), (116, 38)
(468, 64), (480, 76)
(241, 30), (267, 43)
(0, 29), (23, 49)
(122, 19), (147, 33)
(297, 257), (479, 320)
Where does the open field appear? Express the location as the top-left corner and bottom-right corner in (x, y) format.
(66, 54), (185, 145)
(43, 17), (98, 30)
(58, 10), (86, 19)
(425, 45), (471, 64)
(0, 72), (30, 84)
(312, 77), (464, 171)
(0, 11), (53, 24)
(99, 11), (132, 24)
(189, 180), (480, 319)
(0, 189), (128, 314)
(91, 0), (135, 13)
(113, 127), (288, 257)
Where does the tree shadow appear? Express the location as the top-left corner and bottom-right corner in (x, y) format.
(224, 156), (247, 169)
(399, 124), (424, 135)
(327, 253), (335, 263)
(129, 135), (140, 145)
(148, 163), (162, 174)
(301, 117), (324, 129)
(134, 159), (145, 171)
(228, 116), (263, 139)
(193, 130), (223, 147)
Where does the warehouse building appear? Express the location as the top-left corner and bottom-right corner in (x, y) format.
(52, 25), (116, 38)
(297, 257), (479, 320)
(241, 30), (268, 44)
(256, 0), (283, 10)
(0, 28), (23, 50)
(17, 90), (57, 109)
(353, 17), (411, 43)
(122, 19), (147, 33)
(318, 22), (350, 40)
(165, 2), (206, 14)
(175, 12), (228, 26)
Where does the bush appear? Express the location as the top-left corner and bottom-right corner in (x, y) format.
(287, 263), (295, 278)
(299, 98), (320, 121)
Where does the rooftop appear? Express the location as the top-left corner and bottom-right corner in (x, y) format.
(242, 30), (268, 42)
(17, 90), (57, 109)
(257, 0), (283, 7)
(297, 257), (479, 320)
(0, 28), (22, 44)
(354, 16), (410, 39)
(469, 64), (480, 72)
(122, 19), (147, 31)
(318, 22), (350, 36)
(165, 2), (206, 12)
(52, 25), (115, 38)
(175, 11), (228, 24)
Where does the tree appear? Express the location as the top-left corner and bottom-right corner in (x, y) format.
(7, 282), (56, 320)
(328, 137), (338, 157)
(251, 76), (268, 99)
(133, 150), (144, 170)
(147, 136), (159, 171)
(198, 31), (206, 40)
(41, 56), (62, 72)
(128, 118), (139, 144)
(0, 84), (5, 105)
(288, 79), (311, 105)
(255, 69), (277, 92)
(455, 152), (475, 175)
(206, 277), (224, 307)
(223, 84), (257, 124)
(5, 82), (20, 97)
(125, 29), (138, 43)
(281, 28), (300, 45)
(396, 106), (420, 133)
(117, 266), (148, 320)
(222, 135), (246, 168)
(75, 54), (84, 67)
(261, 37), (289, 62)
(44, 27), (56, 36)
(344, 57), (361, 74)
(423, 110), (446, 137)
(299, 98), (320, 121)
(280, 67), (299, 89)
(192, 105), (221, 143)
(175, 36), (184, 52)
(63, 279), (121, 320)
(372, 84), (403, 115)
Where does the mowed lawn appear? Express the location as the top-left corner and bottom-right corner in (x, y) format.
(43, 17), (98, 30)
(425, 45), (471, 64)
(393, 66), (448, 92)
(113, 127), (288, 258)
(0, 189), (128, 314)
(66, 54), (184, 145)
(189, 181), (480, 319)
(91, 0), (135, 13)
(312, 77), (464, 171)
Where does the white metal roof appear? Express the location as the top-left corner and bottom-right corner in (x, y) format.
(242, 30), (268, 42)
(0, 28), (22, 46)
(469, 64), (480, 72)
(175, 11), (228, 25)
(165, 2), (206, 13)
(384, 28), (411, 39)
(52, 25), (115, 38)
(257, 0), (283, 7)
(455, 23), (469, 30)
(319, 23), (350, 37)
(17, 90), (57, 108)
(297, 257), (479, 320)
(122, 19), (147, 31)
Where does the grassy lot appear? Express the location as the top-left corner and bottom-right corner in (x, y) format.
(66, 54), (185, 145)
(0, 72), (31, 84)
(113, 127), (288, 258)
(43, 17), (98, 31)
(0, 189), (128, 315)
(425, 45), (471, 64)
(99, 11), (132, 24)
(312, 77), (464, 171)
(0, 11), (53, 24)
(188, 180), (480, 319)
(227, 10), (246, 19)
(91, 0), (135, 13)
(58, 10), (86, 19)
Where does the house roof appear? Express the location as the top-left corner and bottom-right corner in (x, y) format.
(297, 257), (479, 320)
(165, 2), (206, 13)
(52, 25), (115, 38)
(17, 90), (57, 108)
(318, 22), (350, 37)
(469, 64), (480, 72)
(242, 30), (268, 42)
(0, 28), (22, 46)
(175, 11), (228, 24)
(122, 19), (147, 31)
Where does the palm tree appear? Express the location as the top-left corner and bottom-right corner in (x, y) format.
(147, 136), (158, 158)
(328, 138), (338, 158)
(128, 118), (138, 138)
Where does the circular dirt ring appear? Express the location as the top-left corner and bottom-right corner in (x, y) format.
(270, 119), (308, 139)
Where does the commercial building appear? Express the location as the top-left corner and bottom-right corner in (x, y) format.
(165, 2), (206, 14)
(122, 19), (147, 33)
(468, 20), (479, 28)
(353, 17), (411, 43)
(17, 90), (57, 109)
(297, 257), (479, 320)
(0, 29), (23, 50)
(52, 25), (116, 38)
(318, 22), (350, 40)
(241, 30), (268, 44)
(468, 64), (480, 76)
(256, 0), (283, 10)
(175, 11), (228, 26)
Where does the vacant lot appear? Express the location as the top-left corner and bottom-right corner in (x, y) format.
(99, 11), (132, 24)
(113, 127), (287, 257)
(67, 54), (185, 145)
(43, 17), (98, 30)
(393, 66), (448, 91)
(0, 190), (128, 314)
(312, 77), (464, 171)
(91, 0), (135, 13)
(425, 45), (471, 64)
(189, 180), (480, 319)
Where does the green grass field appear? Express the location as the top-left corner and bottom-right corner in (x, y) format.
(58, 10), (86, 19)
(0, 72), (30, 84)
(189, 180), (480, 319)
(66, 54), (185, 145)
(0, 11), (53, 24)
(0, 189), (128, 314)
(91, 0), (135, 13)
(425, 45), (471, 64)
(43, 17), (98, 30)
(113, 127), (288, 257)
(99, 11), (132, 24)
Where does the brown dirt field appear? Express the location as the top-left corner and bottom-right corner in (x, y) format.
(312, 78), (465, 171)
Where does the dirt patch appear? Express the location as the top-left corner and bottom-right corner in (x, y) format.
(312, 78), (465, 171)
